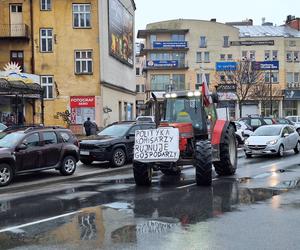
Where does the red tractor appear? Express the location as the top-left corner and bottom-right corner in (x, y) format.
(133, 90), (237, 186)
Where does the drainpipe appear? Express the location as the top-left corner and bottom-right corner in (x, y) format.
(30, 0), (35, 73)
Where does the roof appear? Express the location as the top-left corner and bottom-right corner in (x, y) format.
(0, 78), (43, 96)
(235, 25), (300, 38)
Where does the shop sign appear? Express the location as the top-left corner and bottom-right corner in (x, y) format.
(252, 61), (279, 70)
(216, 62), (237, 71)
(70, 96), (95, 108)
(230, 40), (274, 46)
(284, 90), (300, 100)
(146, 60), (178, 68)
(153, 41), (188, 49)
(217, 92), (237, 101)
(217, 84), (236, 92)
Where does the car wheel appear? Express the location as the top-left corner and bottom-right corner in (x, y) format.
(245, 153), (252, 158)
(80, 159), (93, 165)
(0, 163), (13, 187)
(60, 156), (77, 176)
(294, 141), (300, 154)
(277, 145), (284, 157)
(111, 148), (126, 167)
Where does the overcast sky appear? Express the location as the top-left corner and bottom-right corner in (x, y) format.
(135, 0), (300, 33)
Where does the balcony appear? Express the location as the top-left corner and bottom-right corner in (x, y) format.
(145, 60), (189, 70)
(0, 24), (30, 40)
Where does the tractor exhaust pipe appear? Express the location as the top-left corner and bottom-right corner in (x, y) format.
(151, 92), (160, 128)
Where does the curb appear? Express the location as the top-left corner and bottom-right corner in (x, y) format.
(1, 165), (133, 193)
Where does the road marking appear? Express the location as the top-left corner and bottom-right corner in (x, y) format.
(0, 211), (79, 233)
(177, 183), (196, 189)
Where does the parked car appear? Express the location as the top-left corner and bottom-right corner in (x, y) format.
(275, 118), (300, 134)
(0, 126), (79, 187)
(235, 121), (253, 145)
(136, 116), (155, 123)
(79, 121), (156, 167)
(0, 123), (7, 132)
(244, 124), (300, 158)
(238, 116), (276, 131)
(285, 116), (300, 133)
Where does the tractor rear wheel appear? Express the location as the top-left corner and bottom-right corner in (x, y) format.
(133, 161), (152, 186)
(194, 140), (212, 186)
(214, 125), (237, 176)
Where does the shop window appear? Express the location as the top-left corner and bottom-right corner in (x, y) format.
(41, 76), (54, 99)
(283, 100), (298, 116)
(75, 50), (93, 74)
(40, 28), (53, 52)
(40, 0), (51, 11)
(73, 4), (91, 28)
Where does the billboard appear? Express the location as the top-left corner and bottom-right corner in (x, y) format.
(216, 62), (237, 71)
(252, 61), (279, 70)
(153, 41), (188, 49)
(108, 0), (134, 67)
(146, 60), (178, 68)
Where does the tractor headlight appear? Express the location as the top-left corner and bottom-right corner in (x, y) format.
(165, 93), (171, 98)
(194, 91), (201, 96)
(171, 93), (177, 98)
(267, 139), (278, 145)
(187, 91), (194, 97)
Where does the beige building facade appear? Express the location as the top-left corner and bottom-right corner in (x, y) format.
(138, 17), (300, 119)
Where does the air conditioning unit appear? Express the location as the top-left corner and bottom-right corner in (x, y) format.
(272, 56), (277, 60)
(241, 56), (247, 61)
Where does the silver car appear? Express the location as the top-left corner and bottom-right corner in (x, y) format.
(244, 124), (300, 158)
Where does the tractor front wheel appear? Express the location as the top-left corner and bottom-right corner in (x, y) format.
(214, 125), (237, 176)
(194, 140), (212, 186)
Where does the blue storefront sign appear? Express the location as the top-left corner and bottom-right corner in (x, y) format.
(146, 60), (178, 68)
(216, 62), (237, 71)
(153, 41), (188, 49)
(284, 90), (300, 100)
(252, 61), (279, 70)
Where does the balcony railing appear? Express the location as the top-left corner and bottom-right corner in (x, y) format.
(0, 24), (30, 40)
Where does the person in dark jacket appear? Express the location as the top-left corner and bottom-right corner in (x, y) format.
(83, 117), (92, 136)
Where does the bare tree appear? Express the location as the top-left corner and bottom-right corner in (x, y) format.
(215, 60), (265, 117)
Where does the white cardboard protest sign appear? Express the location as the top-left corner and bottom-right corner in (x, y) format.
(134, 127), (180, 163)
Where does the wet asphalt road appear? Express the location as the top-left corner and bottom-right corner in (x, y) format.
(1, 152), (300, 250)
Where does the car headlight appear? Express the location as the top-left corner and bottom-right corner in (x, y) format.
(267, 139), (278, 145)
(245, 140), (249, 145)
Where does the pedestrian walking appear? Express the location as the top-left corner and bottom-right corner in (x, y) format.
(83, 117), (92, 136)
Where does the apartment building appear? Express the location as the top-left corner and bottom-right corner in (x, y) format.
(0, 0), (136, 132)
(138, 17), (300, 119)
(135, 43), (146, 116)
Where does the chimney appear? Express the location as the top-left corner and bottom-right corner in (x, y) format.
(210, 18), (216, 22)
(262, 17), (266, 25)
(286, 15), (300, 31)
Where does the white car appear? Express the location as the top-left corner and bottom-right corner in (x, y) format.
(0, 123), (7, 132)
(235, 121), (253, 145)
(244, 124), (300, 158)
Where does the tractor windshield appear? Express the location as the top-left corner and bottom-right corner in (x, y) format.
(165, 97), (204, 128)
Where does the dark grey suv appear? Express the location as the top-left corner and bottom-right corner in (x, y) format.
(0, 126), (79, 187)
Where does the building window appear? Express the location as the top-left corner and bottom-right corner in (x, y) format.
(199, 36), (207, 48)
(204, 52), (210, 62)
(294, 73), (299, 83)
(136, 85), (145, 93)
(172, 74), (185, 91)
(150, 74), (170, 91)
(265, 72), (278, 83)
(75, 50), (93, 74)
(286, 51), (293, 62)
(40, 0), (51, 10)
(287, 72), (294, 86)
(41, 76), (53, 99)
(73, 4), (91, 28)
(223, 36), (229, 47)
(150, 34), (157, 48)
(171, 34), (185, 41)
(289, 40), (296, 47)
(294, 51), (299, 62)
(272, 50), (278, 60)
(136, 67), (140, 75)
(196, 52), (202, 63)
(283, 100), (297, 116)
(249, 51), (255, 61)
(227, 54), (233, 61)
(220, 54), (226, 61)
(40, 28), (53, 52)
(264, 50), (270, 60)
(196, 73), (210, 88)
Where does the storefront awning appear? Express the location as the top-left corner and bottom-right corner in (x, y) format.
(0, 78), (43, 96)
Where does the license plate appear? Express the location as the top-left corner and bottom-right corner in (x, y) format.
(80, 151), (90, 155)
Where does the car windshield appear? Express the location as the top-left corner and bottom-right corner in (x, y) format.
(0, 132), (24, 148)
(252, 126), (282, 136)
(98, 124), (131, 137)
